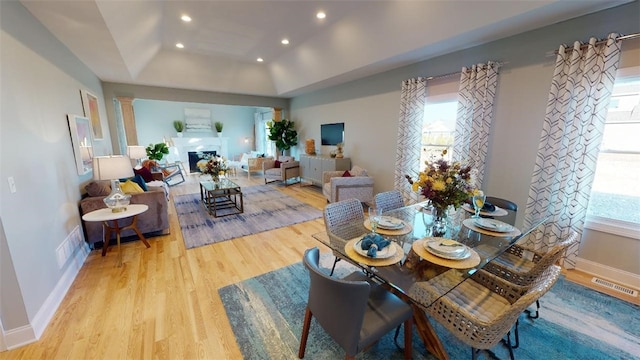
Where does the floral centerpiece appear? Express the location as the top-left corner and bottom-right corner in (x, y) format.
(406, 149), (477, 235)
(197, 154), (228, 182)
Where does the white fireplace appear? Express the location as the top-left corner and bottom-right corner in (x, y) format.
(171, 137), (228, 174)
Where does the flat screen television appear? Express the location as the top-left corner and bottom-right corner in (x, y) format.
(321, 122), (344, 145)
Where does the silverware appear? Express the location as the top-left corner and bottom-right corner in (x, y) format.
(439, 242), (463, 247)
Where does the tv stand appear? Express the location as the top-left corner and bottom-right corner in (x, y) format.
(299, 154), (350, 186)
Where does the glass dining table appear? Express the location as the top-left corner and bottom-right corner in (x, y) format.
(314, 201), (547, 360)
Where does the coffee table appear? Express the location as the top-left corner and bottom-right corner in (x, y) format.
(199, 178), (243, 217)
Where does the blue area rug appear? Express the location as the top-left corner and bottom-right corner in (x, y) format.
(174, 185), (322, 249)
(219, 258), (640, 359)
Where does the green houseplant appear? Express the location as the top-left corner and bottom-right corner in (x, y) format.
(267, 119), (298, 155)
(173, 120), (184, 133)
(214, 121), (224, 133)
(146, 142), (169, 161)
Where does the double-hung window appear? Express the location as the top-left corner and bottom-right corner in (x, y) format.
(585, 70), (640, 239)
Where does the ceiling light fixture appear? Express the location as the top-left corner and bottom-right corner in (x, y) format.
(281, 39), (289, 45)
(176, 43), (184, 49)
(181, 15), (191, 22)
(316, 11), (326, 19)
(257, 58), (264, 62)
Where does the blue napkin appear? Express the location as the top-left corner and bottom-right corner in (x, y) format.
(482, 202), (496, 212)
(360, 233), (391, 257)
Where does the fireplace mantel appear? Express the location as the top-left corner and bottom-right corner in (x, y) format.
(171, 137), (228, 174)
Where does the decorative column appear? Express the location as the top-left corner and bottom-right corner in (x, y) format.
(117, 97), (138, 146)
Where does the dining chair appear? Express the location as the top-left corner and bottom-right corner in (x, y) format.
(425, 265), (562, 360)
(323, 198), (365, 276)
(485, 196), (518, 225)
(482, 230), (579, 322)
(374, 190), (404, 214)
(298, 247), (413, 360)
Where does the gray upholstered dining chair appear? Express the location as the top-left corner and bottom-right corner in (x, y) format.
(425, 265), (562, 360)
(483, 230), (579, 323)
(298, 247), (413, 360)
(374, 190), (404, 213)
(323, 198), (365, 276)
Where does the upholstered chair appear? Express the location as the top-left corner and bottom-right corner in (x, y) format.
(262, 156), (300, 185)
(298, 247), (413, 360)
(322, 166), (374, 204)
(374, 190), (405, 213)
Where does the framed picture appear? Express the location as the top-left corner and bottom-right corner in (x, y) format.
(67, 114), (94, 175)
(80, 89), (103, 139)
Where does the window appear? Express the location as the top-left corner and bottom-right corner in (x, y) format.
(421, 102), (457, 165)
(586, 74), (640, 238)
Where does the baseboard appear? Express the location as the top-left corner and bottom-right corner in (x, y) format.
(575, 257), (640, 291)
(7, 243), (91, 349)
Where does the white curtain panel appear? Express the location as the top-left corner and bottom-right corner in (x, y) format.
(394, 77), (427, 205)
(522, 33), (622, 269)
(452, 62), (499, 188)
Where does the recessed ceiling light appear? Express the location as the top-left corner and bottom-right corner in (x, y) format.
(281, 39), (289, 45)
(181, 15), (191, 22)
(257, 57), (264, 62)
(316, 11), (326, 19)
(176, 43), (184, 49)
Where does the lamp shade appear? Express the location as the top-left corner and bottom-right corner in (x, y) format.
(92, 156), (134, 181)
(127, 145), (147, 160)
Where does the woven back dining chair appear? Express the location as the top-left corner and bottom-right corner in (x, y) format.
(425, 265), (562, 360)
(323, 198), (365, 276)
(298, 247), (413, 360)
(482, 230), (579, 322)
(374, 190), (405, 214)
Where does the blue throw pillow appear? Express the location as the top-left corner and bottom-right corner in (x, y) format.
(120, 174), (148, 191)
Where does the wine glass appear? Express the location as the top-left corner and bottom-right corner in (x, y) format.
(368, 206), (382, 233)
(472, 191), (486, 218)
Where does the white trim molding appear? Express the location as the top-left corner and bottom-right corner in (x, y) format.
(585, 215), (640, 240)
(575, 257), (640, 292)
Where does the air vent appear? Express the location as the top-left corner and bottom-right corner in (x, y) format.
(591, 277), (638, 297)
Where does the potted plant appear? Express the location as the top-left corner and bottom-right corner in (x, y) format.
(214, 121), (224, 137)
(267, 119), (298, 156)
(146, 142), (169, 161)
(173, 120), (184, 137)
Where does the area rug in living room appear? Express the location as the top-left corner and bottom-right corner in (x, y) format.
(219, 258), (640, 360)
(174, 185), (323, 249)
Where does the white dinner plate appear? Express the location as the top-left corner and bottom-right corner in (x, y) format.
(377, 216), (404, 230)
(474, 218), (513, 233)
(353, 239), (397, 259)
(424, 238), (471, 260)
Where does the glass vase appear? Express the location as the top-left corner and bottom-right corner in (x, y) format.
(431, 205), (449, 237)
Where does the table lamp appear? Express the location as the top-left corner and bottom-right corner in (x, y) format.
(126, 145), (147, 168)
(92, 155), (134, 212)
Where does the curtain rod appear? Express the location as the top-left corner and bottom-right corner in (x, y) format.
(547, 32), (640, 57)
(424, 61), (507, 81)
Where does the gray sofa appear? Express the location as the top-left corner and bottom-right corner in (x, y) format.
(79, 181), (170, 248)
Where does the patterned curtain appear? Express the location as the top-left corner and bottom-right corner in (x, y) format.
(394, 77), (427, 205)
(522, 33), (621, 269)
(452, 62), (499, 188)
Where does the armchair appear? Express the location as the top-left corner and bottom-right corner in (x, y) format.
(322, 166), (374, 203)
(262, 156), (300, 185)
(142, 160), (185, 187)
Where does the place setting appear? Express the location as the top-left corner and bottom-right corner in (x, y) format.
(344, 232), (405, 266)
(363, 206), (412, 235)
(412, 237), (481, 269)
(462, 217), (522, 237)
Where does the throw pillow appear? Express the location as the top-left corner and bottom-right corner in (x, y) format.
(120, 174), (148, 191)
(351, 166), (368, 177)
(342, 170), (352, 177)
(134, 166), (154, 182)
(86, 181), (111, 197)
(274, 160), (282, 168)
(120, 180), (144, 194)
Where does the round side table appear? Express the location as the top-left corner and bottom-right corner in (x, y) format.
(82, 204), (150, 266)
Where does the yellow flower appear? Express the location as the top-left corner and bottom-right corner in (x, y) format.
(432, 180), (446, 191)
(412, 182), (420, 192)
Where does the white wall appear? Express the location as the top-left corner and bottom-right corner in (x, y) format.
(290, 2), (640, 277)
(1, 1), (107, 346)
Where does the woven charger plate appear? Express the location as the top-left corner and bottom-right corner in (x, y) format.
(412, 238), (480, 269)
(462, 218), (522, 237)
(344, 238), (405, 266)
(364, 219), (412, 236)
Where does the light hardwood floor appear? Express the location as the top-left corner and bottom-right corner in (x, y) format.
(2, 174), (636, 359)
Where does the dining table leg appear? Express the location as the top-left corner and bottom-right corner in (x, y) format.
(411, 303), (449, 360)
